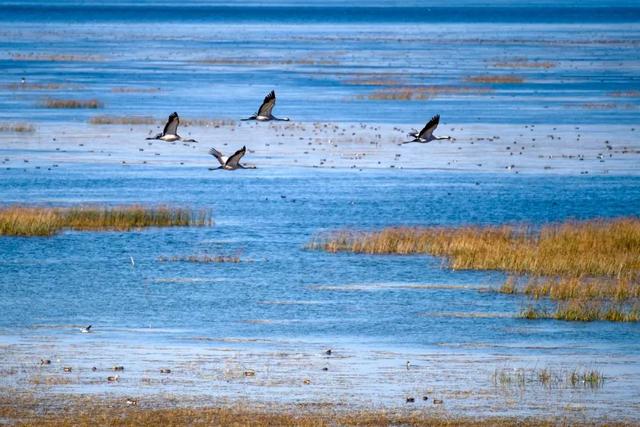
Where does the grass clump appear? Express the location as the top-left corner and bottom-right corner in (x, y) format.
(42, 98), (103, 109)
(158, 255), (240, 263)
(0, 205), (212, 237)
(357, 85), (492, 101)
(0, 123), (35, 133)
(89, 116), (155, 125)
(466, 75), (524, 84)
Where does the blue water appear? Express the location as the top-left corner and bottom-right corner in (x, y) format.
(1, 0), (640, 418)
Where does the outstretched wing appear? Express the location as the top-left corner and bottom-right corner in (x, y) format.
(208, 147), (226, 166)
(256, 90), (276, 117)
(163, 112), (179, 136)
(225, 146), (246, 168)
(418, 114), (440, 140)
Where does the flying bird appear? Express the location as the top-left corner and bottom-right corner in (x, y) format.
(208, 146), (254, 170)
(404, 114), (451, 143)
(146, 112), (197, 142)
(81, 325), (92, 333)
(242, 90), (289, 121)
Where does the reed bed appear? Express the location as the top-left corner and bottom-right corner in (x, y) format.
(0, 205), (212, 237)
(521, 300), (640, 322)
(466, 75), (524, 84)
(158, 255), (240, 263)
(42, 98), (103, 109)
(501, 277), (640, 301)
(0, 123), (35, 133)
(310, 218), (640, 279)
(357, 85), (492, 101)
(89, 115), (155, 125)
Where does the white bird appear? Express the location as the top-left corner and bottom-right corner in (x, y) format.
(81, 325), (92, 333)
(146, 112), (197, 142)
(242, 90), (289, 121)
(404, 114), (451, 143)
(208, 146), (254, 170)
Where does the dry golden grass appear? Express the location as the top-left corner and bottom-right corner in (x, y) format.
(43, 98), (103, 109)
(466, 75), (524, 84)
(0, 394), (605, 427)
(158, 255), (240, 263)
(311, 218), (640, 279)
(0, 123), (35, 133)
(357, 85), (493, 101)
(0, 205), (212, 237)
(89, 116), (155, 125)
(521, 300), (640, 322)
(500, 276), (640, 301)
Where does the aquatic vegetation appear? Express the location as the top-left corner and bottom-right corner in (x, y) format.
(158, 255), (241, 263)
(9, 53), (104, 62)
(310, 218), (640, 279)
(312, 219), (640, 322)
(89, 115), (155, 125)
(180, 118), (236, 127)
(111, 86), (161, 93)
(466, 75), (524, 84)
(197, 57), (338, 66)
(610, 90), (640, 98)
(521, 299), (640, 322)
(0, 123), (35, 133)
(0, 205), (212, 237)
(3, 82), (65, 90)
(357, 85), (493, 101)
(493, 60), (555, 69)
(43, 98), (103, 109)
(492, 367), (603, 389)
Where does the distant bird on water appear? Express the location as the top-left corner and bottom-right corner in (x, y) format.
(81, 325), (92, 333)
(208, 146), (254, 170)
(404, 114), (451, 143)
(146, 112), (197, 142)
(242, 90), (290, 121)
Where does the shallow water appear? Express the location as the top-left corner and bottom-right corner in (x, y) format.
(1, 0), (640, 421)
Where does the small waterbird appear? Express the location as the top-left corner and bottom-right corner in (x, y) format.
(107, 374), (119, 382)
(208, 146), (254, 170)
(404, 114), (451, 143)
(146, 112), (197, 142)
(242, 90), (290, 121)
(81, 325), (92, 333)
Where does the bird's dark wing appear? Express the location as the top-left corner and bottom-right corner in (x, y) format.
(225, 146), (246, 168)
(208, 147), (225, 166)
(256, 90), (276, 117)
(163, 112), (179, 135)
(418, 114), (440, 140)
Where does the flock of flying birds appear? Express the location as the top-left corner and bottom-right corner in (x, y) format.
(145, 90), (451, 170)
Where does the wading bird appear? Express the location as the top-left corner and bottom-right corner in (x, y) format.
(404, 114), (451, 143)
(146, 112), (197, 142)
(208, 146), (254, 170)
(242, 90), (289, 121)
